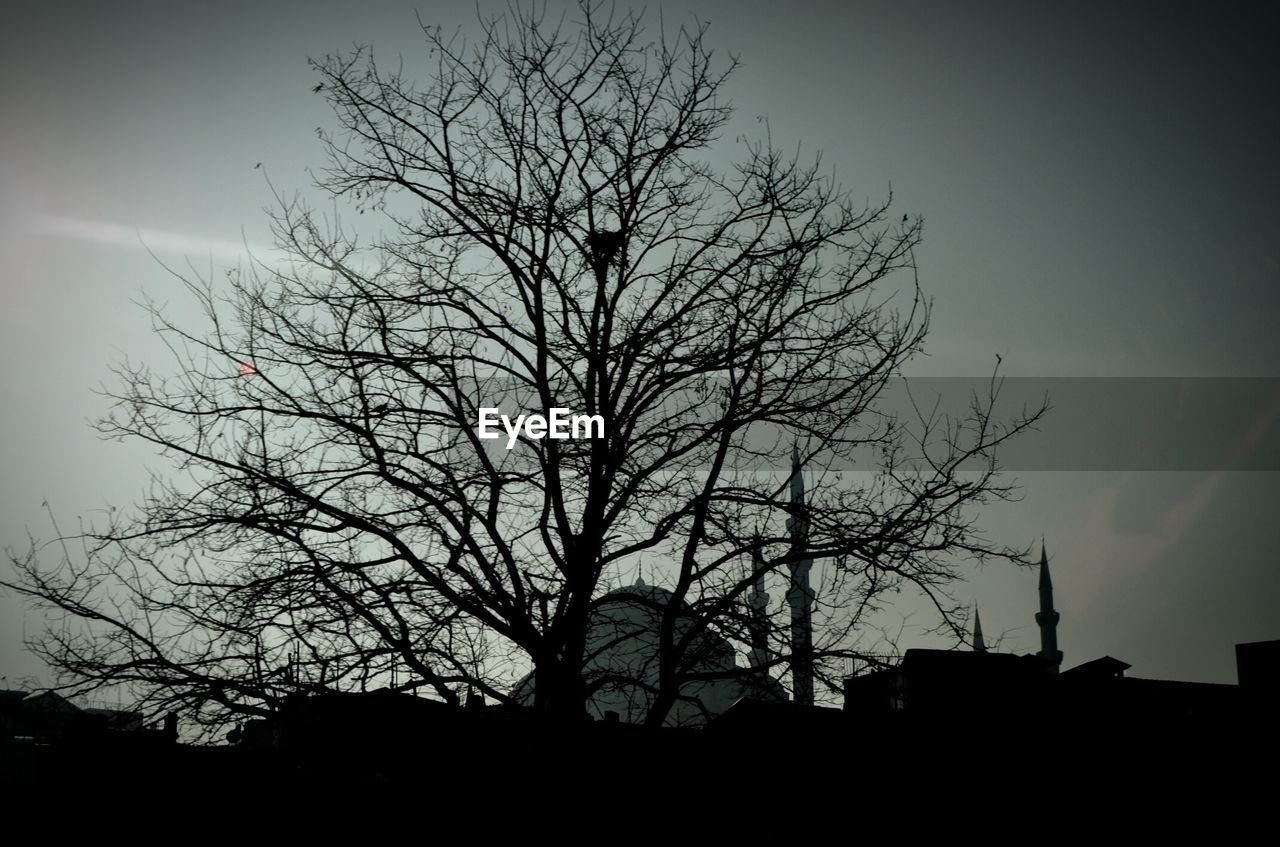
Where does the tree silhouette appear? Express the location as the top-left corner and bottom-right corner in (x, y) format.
(4, 2), (1044, 737)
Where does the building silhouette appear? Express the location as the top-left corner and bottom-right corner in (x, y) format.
(511, 576), (786, 726)
(1035, 541), (1063, 670)
(508, 451), (817, 725)
(8, 508), (1274, 790)
(841, 541), (1274, 746)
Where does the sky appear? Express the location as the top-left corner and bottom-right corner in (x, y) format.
(1, 0), (1277, 690)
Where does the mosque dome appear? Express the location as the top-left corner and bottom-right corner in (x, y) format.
(513, 578), (782, 726)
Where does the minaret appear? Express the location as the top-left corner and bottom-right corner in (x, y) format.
(972, 606), (986, 653)
(1035, 541), (1063, 671)
(786, 447), (815, 706)
(747, 542), (771, 672)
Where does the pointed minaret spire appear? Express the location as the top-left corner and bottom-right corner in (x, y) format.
(786, 445), (815, 706)
(1035, 540), (1063, 671)
(747, 534), (771, 673)
(790, 444), (805, 502)
(972, 605), (987, 653)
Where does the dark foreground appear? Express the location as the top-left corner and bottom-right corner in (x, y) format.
(3, 702), (1274, 815)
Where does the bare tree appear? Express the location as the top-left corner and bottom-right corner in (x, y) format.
(4, 2), (1044, 738)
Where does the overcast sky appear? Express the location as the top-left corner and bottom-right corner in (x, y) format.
(2, 0), (1277, 689)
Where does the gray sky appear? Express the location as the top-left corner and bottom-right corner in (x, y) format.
(2, 0), (1277, 688)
